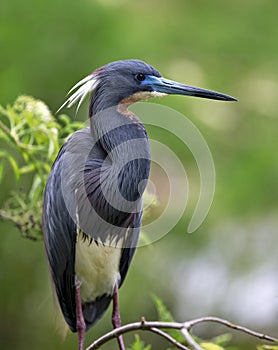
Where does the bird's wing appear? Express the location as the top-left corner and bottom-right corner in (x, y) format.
(43, 128), (99, 332)
(43, 128), (144, 330)
(119, 213), (142, 287)
(42, 143), (77, 332)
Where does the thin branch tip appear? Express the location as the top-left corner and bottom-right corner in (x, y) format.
(86, 316), (278, 350)
(140, 316), (146, 327)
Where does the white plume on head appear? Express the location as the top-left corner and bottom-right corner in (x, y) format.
(57, 73), (99, 114)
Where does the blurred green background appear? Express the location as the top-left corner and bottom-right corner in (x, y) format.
(1, 0), (277, 349)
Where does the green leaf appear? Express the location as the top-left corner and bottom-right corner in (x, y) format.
(211, 333), (232, 347)
(28, 175), (43, 201)
(200, 342), (225, 350)
(152, 295), (174, 322)
(0, 128), (10, 142)
(7, 155), (20, 179)
(152, 295), (185, 344)
(0, 162), (4, 182)
(19, 164), (36, 175)
(127, 334), (151, 350)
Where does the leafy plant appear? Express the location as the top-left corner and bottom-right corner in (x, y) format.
(0, 95), (83, 240)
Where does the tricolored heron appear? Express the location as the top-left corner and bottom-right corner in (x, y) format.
(42, 59), (236, 350)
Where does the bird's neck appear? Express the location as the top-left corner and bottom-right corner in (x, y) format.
(90, 107), (151, 204)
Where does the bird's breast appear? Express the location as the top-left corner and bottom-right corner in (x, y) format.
(75, 233), (122, 303)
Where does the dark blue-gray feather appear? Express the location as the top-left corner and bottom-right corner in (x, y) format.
(43, 122), (149, 331)
(43, 147), (77, 331)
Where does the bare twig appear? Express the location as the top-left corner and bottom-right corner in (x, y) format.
(181, 327), (203, 350)
(86, 317), (278, 350)
(150, 327), (190, 350)
(86, 321), (183, 350)
(184, 316), (278, 343)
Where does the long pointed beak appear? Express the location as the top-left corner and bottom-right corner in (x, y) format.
(144, 76), (237, 102)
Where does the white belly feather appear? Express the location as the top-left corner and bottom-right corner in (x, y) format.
(75, 234), (122, 302)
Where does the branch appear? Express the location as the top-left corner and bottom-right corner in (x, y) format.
(150, 327), (190, 350)
(181, 327), (203, 350)
(86, 316), (278, 350)
(86, 319), (183, 350)
(183, 316), (278, 342)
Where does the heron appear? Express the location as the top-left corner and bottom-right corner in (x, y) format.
(42, 59), (236, 350)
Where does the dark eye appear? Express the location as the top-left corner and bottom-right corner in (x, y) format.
(135, 73), (146, 82)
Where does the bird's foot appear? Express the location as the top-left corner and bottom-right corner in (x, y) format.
(112, 309), (121, 329)
(75, 278), (86, 350)
(112, 285), (125, 350)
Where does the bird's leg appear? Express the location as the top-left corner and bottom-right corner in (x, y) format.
(75, 278), (86, 350)
(112, 284), (125, 350)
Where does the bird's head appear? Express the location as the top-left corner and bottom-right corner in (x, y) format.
(58, 59), (236, 114)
